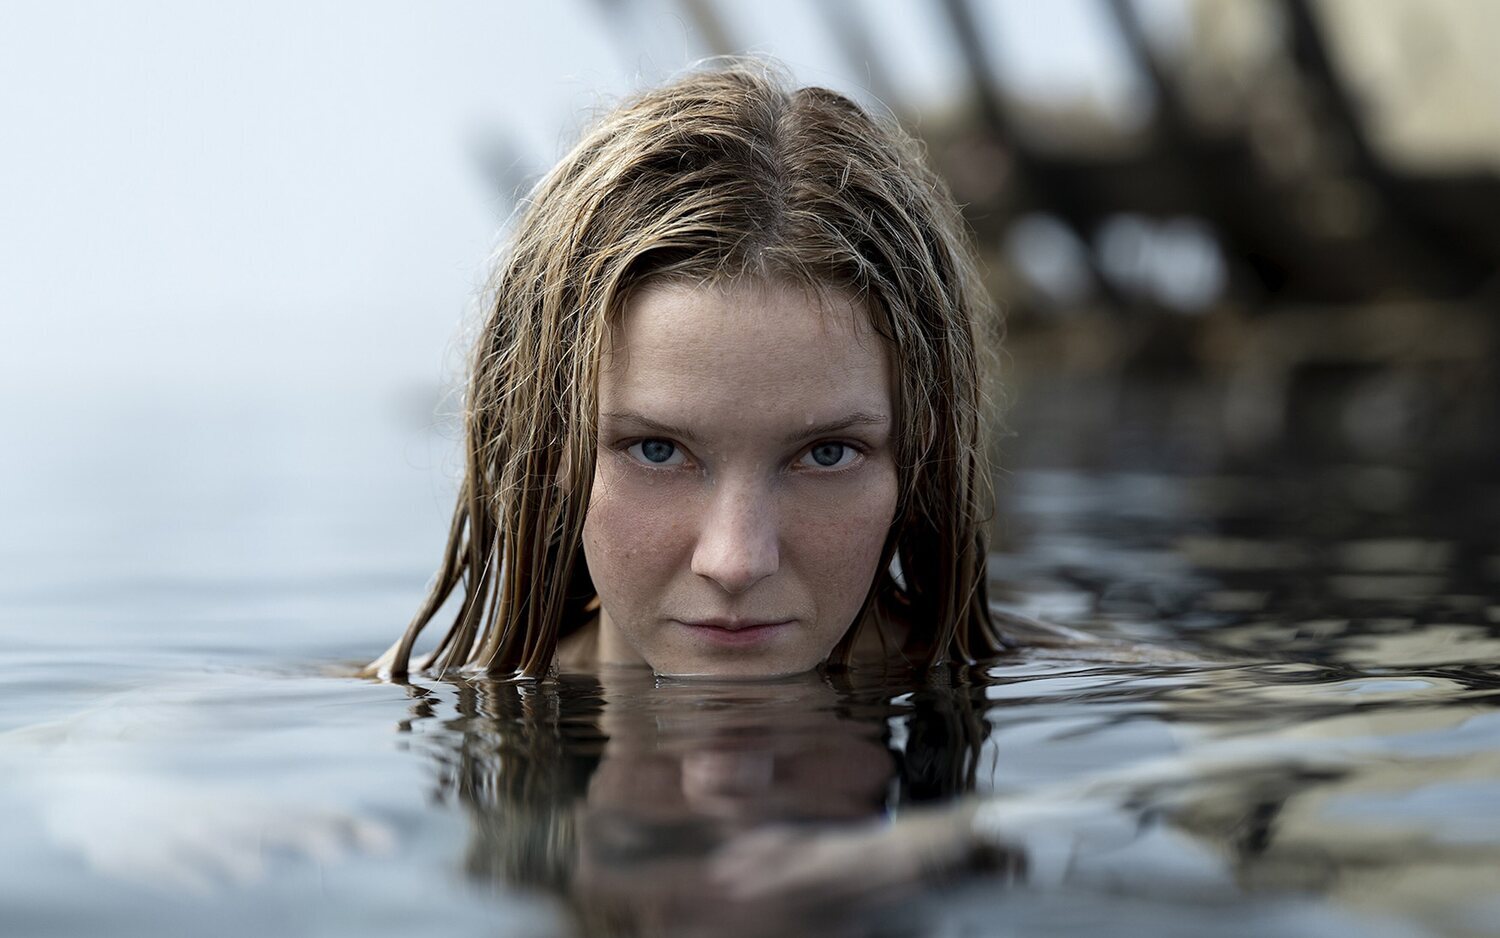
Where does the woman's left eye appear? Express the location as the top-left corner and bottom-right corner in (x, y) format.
(800, 442), (858, 469)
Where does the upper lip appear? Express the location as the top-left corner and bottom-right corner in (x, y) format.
(678, 618), (792, 632)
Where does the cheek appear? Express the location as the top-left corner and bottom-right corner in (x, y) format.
(583, 463), (693, 607)
(785, 467), (898, 608)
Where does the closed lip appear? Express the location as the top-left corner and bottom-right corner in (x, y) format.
(677, 618), (793, 632)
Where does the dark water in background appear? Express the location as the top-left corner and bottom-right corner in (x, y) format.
(2, 385), (1498, 937)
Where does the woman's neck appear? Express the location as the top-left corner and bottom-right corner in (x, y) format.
(554, 611), (650, 671)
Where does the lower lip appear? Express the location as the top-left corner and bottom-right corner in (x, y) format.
(676, 621), (794, 647)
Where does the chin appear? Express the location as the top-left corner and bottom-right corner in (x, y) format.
(649, 655), (825, 682)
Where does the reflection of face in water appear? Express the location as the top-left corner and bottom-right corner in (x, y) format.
(409, 668), (988, 936)
(586, 676), (893, 825)
(573, 673), (894, 930)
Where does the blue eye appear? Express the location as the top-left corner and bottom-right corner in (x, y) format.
(629, 439), (683, 466)
(804, 442), (854, 469)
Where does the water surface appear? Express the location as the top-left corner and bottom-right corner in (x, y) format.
(3, 394), (1497, 936)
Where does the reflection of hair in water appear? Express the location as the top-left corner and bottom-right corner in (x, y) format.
(419, 675), (605, 896)
(885, 676), (994, 807)
(403, 670), (994, 922)
(369, 58), (1007, 681)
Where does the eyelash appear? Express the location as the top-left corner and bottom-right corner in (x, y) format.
(616, 438), (867, 474)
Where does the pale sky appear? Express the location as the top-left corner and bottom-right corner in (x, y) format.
(0, 0), (1161, 402)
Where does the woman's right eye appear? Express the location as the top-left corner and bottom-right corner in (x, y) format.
(626, 439), (685, 466)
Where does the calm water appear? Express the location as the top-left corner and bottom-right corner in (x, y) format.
(2, 390), (1498, 937)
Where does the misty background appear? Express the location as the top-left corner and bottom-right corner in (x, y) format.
(3, 0), (1497, 649)
(0, 1), (1188, 632)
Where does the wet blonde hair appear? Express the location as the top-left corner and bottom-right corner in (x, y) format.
(369, 60), (1005, 679)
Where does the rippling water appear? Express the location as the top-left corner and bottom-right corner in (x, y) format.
(2, 392), (1497, 936)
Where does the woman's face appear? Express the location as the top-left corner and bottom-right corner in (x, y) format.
(583, 279), (899, 678)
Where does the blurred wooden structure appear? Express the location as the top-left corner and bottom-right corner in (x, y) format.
(584, 0), (1500, 463)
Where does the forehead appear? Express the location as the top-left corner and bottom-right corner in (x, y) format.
(599, 279), (893, 430)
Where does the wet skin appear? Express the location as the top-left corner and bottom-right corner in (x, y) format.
(583, 279), (899, 678)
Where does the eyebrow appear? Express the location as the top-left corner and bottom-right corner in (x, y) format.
(600, 410), (890, 445)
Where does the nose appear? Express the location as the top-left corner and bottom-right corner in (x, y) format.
(691, 480), (780, 594)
